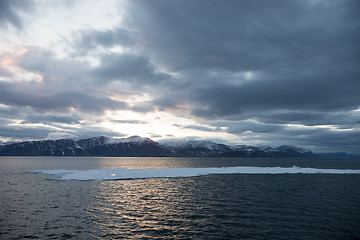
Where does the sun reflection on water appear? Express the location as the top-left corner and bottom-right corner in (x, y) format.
(89, 178), (199, 238)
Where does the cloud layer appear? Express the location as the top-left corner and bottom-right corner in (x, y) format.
(0, 0), (359, 153)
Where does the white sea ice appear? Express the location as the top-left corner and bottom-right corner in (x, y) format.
(30, 166), (360, 181)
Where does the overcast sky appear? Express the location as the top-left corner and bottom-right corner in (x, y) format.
(0, 0), (359, 153)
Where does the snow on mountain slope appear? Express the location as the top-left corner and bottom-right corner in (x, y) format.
(276, 145), (310, 154)
(105, 136), (151, 144)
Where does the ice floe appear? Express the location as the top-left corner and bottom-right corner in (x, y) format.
(30, 166), (360, 181)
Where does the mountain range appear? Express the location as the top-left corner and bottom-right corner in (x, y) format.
(0, 136), (319, 158)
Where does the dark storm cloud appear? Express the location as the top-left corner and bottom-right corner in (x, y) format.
(16, 47), (156, 113)
(190, 70), (360, 118)
(0, 82), (128, 113)
(20, 114), (81, 125)
(0, 0), (34, 29)
(152, 98), (179, 109)
(0, 106), (83, 127)
(93, 53), (170, 85)
(0, 124), (51, 140)
(123, 0), (360, 119)
(19, 47), (91, 85)
(0, 105), (21, 118)
(75, 28), (133, 54)
(252, 110), (360, 127)
(182, 125), (214, 132)
(126, 0), (360, 71)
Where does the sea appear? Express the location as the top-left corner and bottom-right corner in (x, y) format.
(1, 157), (360, 239)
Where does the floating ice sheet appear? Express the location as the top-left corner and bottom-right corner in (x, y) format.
(29, 166), (360, 181)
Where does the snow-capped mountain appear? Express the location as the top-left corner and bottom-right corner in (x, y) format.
(0, 136), (318, 158)
(105, 136), (151, 144)
(166, 141), (233, 157)
(0, 136), (171, 157)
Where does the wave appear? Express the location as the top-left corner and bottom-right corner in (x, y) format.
(29, 166), (360, 181)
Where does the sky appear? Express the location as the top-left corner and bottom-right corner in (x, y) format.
(0, 0), (359, 154)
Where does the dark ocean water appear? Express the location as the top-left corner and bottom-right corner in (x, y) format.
(1, 157), (360, 239)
